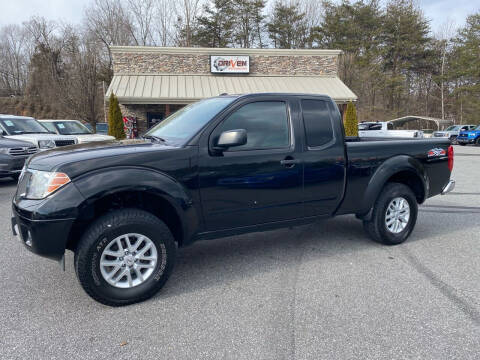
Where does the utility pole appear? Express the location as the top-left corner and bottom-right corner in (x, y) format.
(102, 81), (107, 123)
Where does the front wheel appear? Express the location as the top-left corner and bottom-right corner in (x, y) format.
(476, 138), (480, 146)
(74, 208), (176, 306)
(363, 183), (418, 245)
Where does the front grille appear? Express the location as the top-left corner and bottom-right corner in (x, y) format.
(8, 146), (38, 156)
(433, 133), (444, 137)
(54, 139), (75, 147)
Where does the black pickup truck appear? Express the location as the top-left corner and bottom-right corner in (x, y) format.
(12, 94), (455, 305)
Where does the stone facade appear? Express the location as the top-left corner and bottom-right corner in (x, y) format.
(120, 103), (184, 134)
(112, 51), (338, 76)
(112, 47), (343, 133)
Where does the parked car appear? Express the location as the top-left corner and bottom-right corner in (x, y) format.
(0, 115), (77, 150)
(39, 120), (114, 143)
(0, 137), (37, 180)
(433, 124), (476, 144)
(358, 122), (424, 138)
(457, 124), (480, 146)
(422, 129), (434, 138)
(12, 93), (454, 306)
(95, 123), (109, 135)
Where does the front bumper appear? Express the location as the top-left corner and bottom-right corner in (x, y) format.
(11, 181), (85, 261)
(441, 180), (455, 195)
(0, 154), (28, 177)
(12, 209), (75, 261)
(457, 138), (476, 144)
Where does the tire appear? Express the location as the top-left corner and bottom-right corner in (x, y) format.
(363, 183), (418, 245)
(459, 143), (466, 146)
(74, 208), (176, 306)
(476, 138), (480, 146)
(449, 136), (457, 145)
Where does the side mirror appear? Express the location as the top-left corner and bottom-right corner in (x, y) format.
(214, 129), (247, 151)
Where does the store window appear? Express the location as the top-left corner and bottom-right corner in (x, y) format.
(147, 112), (165, 129)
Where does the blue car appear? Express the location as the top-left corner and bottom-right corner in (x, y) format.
(457, 124), (480, 146)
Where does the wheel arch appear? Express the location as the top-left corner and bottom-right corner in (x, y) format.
(357, 155), (428, 220)
(66, 167), (200, 252)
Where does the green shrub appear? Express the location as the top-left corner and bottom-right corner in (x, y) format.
(108, 93), (126, 139)
(344, 102), (358, 137)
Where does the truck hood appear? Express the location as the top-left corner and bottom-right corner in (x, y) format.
(26, 139), (182, 177)
(0, 136), (37, 148)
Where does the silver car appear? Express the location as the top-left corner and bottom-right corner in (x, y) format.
(433, 124), (476, 143)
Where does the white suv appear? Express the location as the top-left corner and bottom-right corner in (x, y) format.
(0, 115), (77, 150)
(39, 120), (114, 143)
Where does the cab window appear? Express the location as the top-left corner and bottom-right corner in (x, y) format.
(215, 101), (290, 151)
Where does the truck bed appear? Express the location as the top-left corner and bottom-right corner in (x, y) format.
(337, 137), (452, 216)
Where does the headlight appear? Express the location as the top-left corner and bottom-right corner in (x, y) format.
(38, 140), (56, 149)
(24, 169), (70, 199)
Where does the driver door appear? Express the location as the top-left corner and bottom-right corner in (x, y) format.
(198, 97), (304, 231)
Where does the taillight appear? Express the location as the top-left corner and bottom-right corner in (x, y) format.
(448, 145), (454, 171)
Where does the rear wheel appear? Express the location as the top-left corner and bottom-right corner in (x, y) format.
(476, 138), (480, 146)
(74, 208), (176, 306)
(363, 183), (418, 245)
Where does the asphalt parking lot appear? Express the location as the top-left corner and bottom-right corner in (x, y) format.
(0, 145), (479, 360)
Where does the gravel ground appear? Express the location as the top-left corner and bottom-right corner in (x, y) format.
(0, 145), (479, 360)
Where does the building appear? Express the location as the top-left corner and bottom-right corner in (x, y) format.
(107, 46), (357, 134)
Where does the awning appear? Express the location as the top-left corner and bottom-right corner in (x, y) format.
(106, 74), (357, 104)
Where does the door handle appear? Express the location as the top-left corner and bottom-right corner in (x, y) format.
(280, 158), (301, 167)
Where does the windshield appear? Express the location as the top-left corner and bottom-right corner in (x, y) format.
(44, 121), (92, 135)
(0, 117), (49, 134)
(445, 125), (460, 131)
(475, 125), (480, 131)
(145, 97), (236, 144)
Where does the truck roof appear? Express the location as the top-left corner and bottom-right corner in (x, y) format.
(0, 114), (36, 120)
(218, 92), (333, 100)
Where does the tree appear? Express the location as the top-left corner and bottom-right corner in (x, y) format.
(267, 1), (307, 49)
(108, 93), (125, 139)
(314, 1), (384, 119)
(233, 0), (266, 48)
(127, 0), (156, 45)
(174, 0), (202, 46)
(344, 102), (358, 136)
(193, 0), (235, 47)
(381, 0), (430, 114)
(0, 24), (31, 96)
(448, 13), (480, 124)
(84, 0), (135, 82)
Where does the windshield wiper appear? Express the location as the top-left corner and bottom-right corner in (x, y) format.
(17, 131), (49, 134)
(143, 135), (167, 143)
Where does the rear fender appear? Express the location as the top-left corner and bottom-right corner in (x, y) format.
(358, 155), (428, 220)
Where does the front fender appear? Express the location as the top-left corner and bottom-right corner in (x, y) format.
(359, 155), (428, 217)
(73, 166), (199, 243)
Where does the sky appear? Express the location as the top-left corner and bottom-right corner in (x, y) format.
(0, 0), (478, 33)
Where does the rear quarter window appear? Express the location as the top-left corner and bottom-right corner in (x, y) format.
(301, 99), (334, 147)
